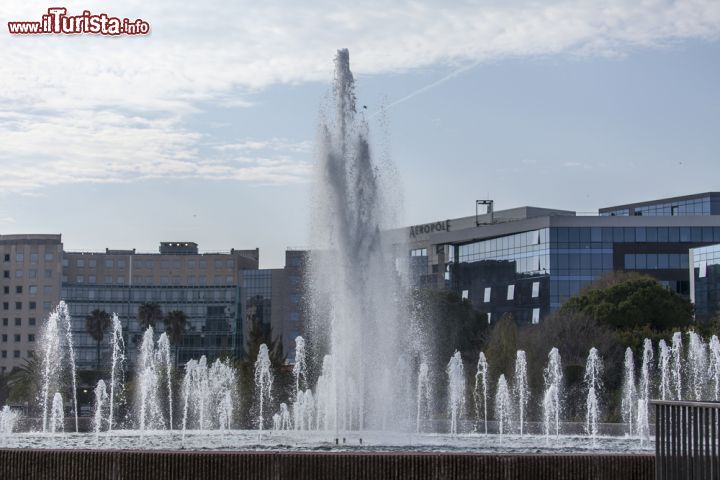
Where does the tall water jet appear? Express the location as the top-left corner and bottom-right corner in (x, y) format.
(50, 393), (65, 433)
(687, 331), (707, 400)
(637, 339), (653, 441)
(137, 327), (164, 431)
(542, 347), (563, 437)
(670, 332), (683, 400)
(157, 333), (173, 429)
(709, 336), (720, 400)
(514, 350), (529, 435)
(447, 351), (465, 435)
(255, 344), (273, 430)
(621, 347), (637, 436)
(658, 340), (671, 401)
(495, 374), (512, 435)
(39, 302), (78, 433)
(416, 362), (431, 433)
(59, 302), (79, 433)
(93, 380), (108, 437)
(293, 336), (307, 400)
(307, 48), (412, 431)
(108, 314), (125, 433)
(314, 355), (336, 431)
(584, 347), (602, 438)
(473, 352), (489, 434)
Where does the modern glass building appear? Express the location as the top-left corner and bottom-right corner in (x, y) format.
(395, 193), (720, 325)
(690, 243), (720, 321)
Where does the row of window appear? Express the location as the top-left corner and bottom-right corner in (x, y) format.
(4, 252), (56, 263)
(1, 317), (37, 326)
(2, 269), (55, 279)
(1, 334), (35, 342)
(65, 258), (236, 270)
(63, 287), (236, 302)
(623, 253), (690, 270)
(2, 301), (40, 311)
(551, 226), (720, 244)
(2, 285), (54, 295)
(65, 274), (236, 286)
(602, 197), (714, 217)
(0, 350), (33, 359)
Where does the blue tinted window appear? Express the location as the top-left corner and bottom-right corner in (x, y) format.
(658, 254), (669, 269)
(625, 254), (636, 269)
(613, 228), (624, 242)
(557, 228), (568, 242)
(658, 228), (669, 242)
(680, 227), (691, 242)
(692, 227), (702, 242)
(668, 228), (679, 243)
(624, 228), (635, 242)
(646, 228), (658, 242)
(636, 254), (647, 269)
(647, 254), (658, 269)
(636, 228), (646, 242)
(591, 227), (602, 243)
(601, 228), (613, 243)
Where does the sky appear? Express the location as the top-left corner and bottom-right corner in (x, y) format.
(0, 0), (719, 268)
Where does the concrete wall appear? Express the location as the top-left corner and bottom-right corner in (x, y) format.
(0, 449), (654, 480)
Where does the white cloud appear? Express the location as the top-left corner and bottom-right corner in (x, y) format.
(1, 0), (718, 191)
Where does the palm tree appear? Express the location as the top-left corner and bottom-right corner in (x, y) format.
(163, 310), (188, 365)
(85, 309), (111, 370)
(138, 302), (163, 332)
(7, 353), (43, 408)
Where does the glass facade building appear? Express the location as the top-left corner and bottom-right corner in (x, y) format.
(399, 193), (720, 326)
(600, 192), (720, 217)
(690, 244), (720, 321)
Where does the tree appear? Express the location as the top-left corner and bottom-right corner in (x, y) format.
(85, 309), (111, 370)
(138, 302), (163, 332)
(163, 310), (188, 365)
(7, 353), (44, 409)
(414, 289), (489, 364)
(560, 272), (693, 331)
(484, 313), (518, 382)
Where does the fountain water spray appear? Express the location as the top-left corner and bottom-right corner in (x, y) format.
(93, 380), (108, 438)
(416, 362), (431, 433)
(542, 347), (563, 438)
(495, 375), (512, 436)
(0, 406), (20, 435)
(708, 336), (720, 400)
(137, 327), (165, 431)
(671, 332), (683, 400)
(658, 339), (671, 401)
(108, 314), (125, 433)
(293, 336), (307, 399)
(157, 333), (173, 429)
(307, 48), (412, 431)
(50, 393), (65, 434)
(688, 331), (707, 401)
(255, 344), (273, 431)
(584, 347), (602, 438)
(39, 302), (78, 433)
(621, 347), (637, 436)
(514, 350), (529, 435)
(473, 353), (489, 434)
(637, 339), (653, 441)
(181, 356), (237, 433)
(447, 351), (465, 435)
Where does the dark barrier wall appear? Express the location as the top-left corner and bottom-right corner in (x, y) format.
(0, 449), (654, 480)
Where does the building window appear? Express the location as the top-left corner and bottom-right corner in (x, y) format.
(105, 276), (113, 284)
(507, 285), (515, 301)
(14, 334), (20, 342)
(44, 269), (53, 278)
(2, 303), (8, 311)
(45, 253), (55, 261)
(30, 253), (38, 264)
(28, 269), (37, 279)
(29, 302), (36, 310)
(15, 302), (21, 310)
(28, 334), (35, 342)
(2, 286), (7, 294)
(77, 275), (84, 283)
(15, 318), (21, 326)
(29, 318), (36, 326)
(483, 287), (491, 303)
(3, 254), (9, 262)
(1, 318), (7, 326)
(29, 285), (37, 294)
(13, 351), (20, 358)
(15, 253), (24, 263)
(1, 334), (6, 342)
(1, 351), (6, 358)
(532, 282), (540, 298)
(15, 270), (23, 278)
(105, 259), (114, 268)
(532, 308), (540, 324)
(76, 259), (85, 267)
(3, 271), (9, 278)
(461, 290), (468, 300)
(15, 286), (22, 294)
(88, 275), (96, 284)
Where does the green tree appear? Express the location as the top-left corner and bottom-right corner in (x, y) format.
(138, 302), (163, 332)
(484, 313), (518, 382)
(560, 272), (693, 331)
(7, 353), (44, 408)
(163, 309), (188, 365)
(85, 309), (111, 370)
(414, 288), (489, 364)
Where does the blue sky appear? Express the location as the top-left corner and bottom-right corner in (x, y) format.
(1, 1), (719, 267)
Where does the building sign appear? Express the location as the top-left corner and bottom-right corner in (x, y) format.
(409, 220), (450, 238)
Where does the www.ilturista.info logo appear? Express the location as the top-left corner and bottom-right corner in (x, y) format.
(8, 8), (150, 35)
